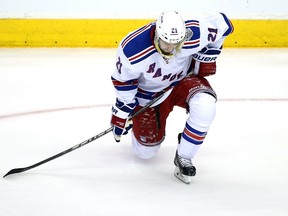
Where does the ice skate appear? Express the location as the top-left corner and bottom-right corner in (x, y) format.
(174, 151), (196, 184)
(174, 133), (196, 184)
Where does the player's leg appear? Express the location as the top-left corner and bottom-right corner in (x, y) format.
(172, 75), (217, 183)
(131, 105), (172, 159)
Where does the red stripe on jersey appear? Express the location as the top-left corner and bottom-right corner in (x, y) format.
(128, 46), (155, 61)
(112, 79), (138, 86)
(184, 39), (200, 46)
(185, 22), (199, 27)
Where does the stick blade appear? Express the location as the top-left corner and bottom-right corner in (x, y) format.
(3, 167), (28, 178)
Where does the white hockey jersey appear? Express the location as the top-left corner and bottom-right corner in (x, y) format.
(111, 12), (233, 107)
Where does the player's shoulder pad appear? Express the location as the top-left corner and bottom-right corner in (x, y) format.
(120, 23), (157, 65)
(182, 20), (201, 49)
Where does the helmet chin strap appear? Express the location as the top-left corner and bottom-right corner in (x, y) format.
(154, 31), (185, 59)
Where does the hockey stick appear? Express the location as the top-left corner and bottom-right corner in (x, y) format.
(3, 93), (165, 178)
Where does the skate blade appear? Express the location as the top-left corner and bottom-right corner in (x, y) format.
(174, 167), (191, 184)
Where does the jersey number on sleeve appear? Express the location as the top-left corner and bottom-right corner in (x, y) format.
(116, 56), (123, 74)
(207, 28), (218, 42)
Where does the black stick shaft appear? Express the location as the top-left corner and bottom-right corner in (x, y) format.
(3, 93), (164, 178)
(3, 127), (113, 178)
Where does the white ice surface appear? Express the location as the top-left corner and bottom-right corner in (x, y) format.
(0, 48), (288, 216)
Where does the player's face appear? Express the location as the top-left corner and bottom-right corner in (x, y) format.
(158, 38), (178, 55)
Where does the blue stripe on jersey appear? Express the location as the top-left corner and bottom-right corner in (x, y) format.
(111, 77), (138, 91)
(220, 13), (234, 36)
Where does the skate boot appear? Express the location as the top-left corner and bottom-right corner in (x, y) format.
(174, 133), (196, 184)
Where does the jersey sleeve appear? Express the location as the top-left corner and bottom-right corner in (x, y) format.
(189, 13), (233, 76)
(192, 13), (233, 62)
(111, 45), (140, 105)
(200, 12), (233, 48)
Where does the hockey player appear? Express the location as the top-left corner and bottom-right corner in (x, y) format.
(110, 11), (233, 184)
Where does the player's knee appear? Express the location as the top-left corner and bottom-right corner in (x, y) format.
(132, 133), (161, 159)
(188, 93), (216, 131)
